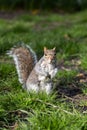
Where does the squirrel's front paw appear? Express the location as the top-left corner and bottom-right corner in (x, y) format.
(47, 74), (51, 79)
(50, 68), (58, 78)
(54, 68), (58, 74)
(38, 75), (45, 81)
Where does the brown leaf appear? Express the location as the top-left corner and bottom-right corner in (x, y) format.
(76, 73), (85, 78)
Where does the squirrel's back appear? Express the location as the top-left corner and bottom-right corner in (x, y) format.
(8, 44), (37, 84)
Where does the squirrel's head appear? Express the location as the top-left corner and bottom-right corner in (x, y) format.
(44, 47), (56, 63)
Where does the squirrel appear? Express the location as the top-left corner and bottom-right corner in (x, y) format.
(8, 44), (58, 94)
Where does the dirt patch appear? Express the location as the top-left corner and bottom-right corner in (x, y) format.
(56, 74), (87, 112)
(57, 58), (87, 96)
(56, 74), (83, 98)
(0, 10), (28, 19)
(33, 21), (71, 31)
(55, 57), (87, 112)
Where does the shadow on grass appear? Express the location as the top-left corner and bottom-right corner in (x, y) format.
(56, 81), (83, 97)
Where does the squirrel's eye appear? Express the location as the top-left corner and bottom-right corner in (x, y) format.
(45, 54), (47, 56)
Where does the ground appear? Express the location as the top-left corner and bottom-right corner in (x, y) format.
(0, 10), (87, 130)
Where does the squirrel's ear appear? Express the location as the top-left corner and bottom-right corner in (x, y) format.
(44, 47), (47, 52)
(53, 47), (56, 51)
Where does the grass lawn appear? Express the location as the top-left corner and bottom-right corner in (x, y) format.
(1, 10), (87, 130)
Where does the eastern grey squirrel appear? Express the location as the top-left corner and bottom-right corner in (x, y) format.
(8, 44), (58, 94)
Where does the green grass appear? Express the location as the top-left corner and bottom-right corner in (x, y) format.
(1, 10), (87, 130)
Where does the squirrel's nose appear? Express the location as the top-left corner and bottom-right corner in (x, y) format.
(50, 56), (54, 60)
(48, 58), (51, 63)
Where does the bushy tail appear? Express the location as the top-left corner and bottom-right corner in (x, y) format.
(7, 43), (37, 85)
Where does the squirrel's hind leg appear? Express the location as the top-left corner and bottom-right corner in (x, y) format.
(45, 83), (53, 94)
(26, 83), (40, 93)
(40, 81), (53, 94)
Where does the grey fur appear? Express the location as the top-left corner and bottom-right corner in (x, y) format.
(8, 44), (58, 94)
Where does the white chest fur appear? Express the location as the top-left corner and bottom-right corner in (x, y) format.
(41, 61), (54, 73)
(41, 61), (58, 77)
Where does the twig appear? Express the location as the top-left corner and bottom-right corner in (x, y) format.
(35, 99), (75, 115)
(64, 95), (74, 101)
